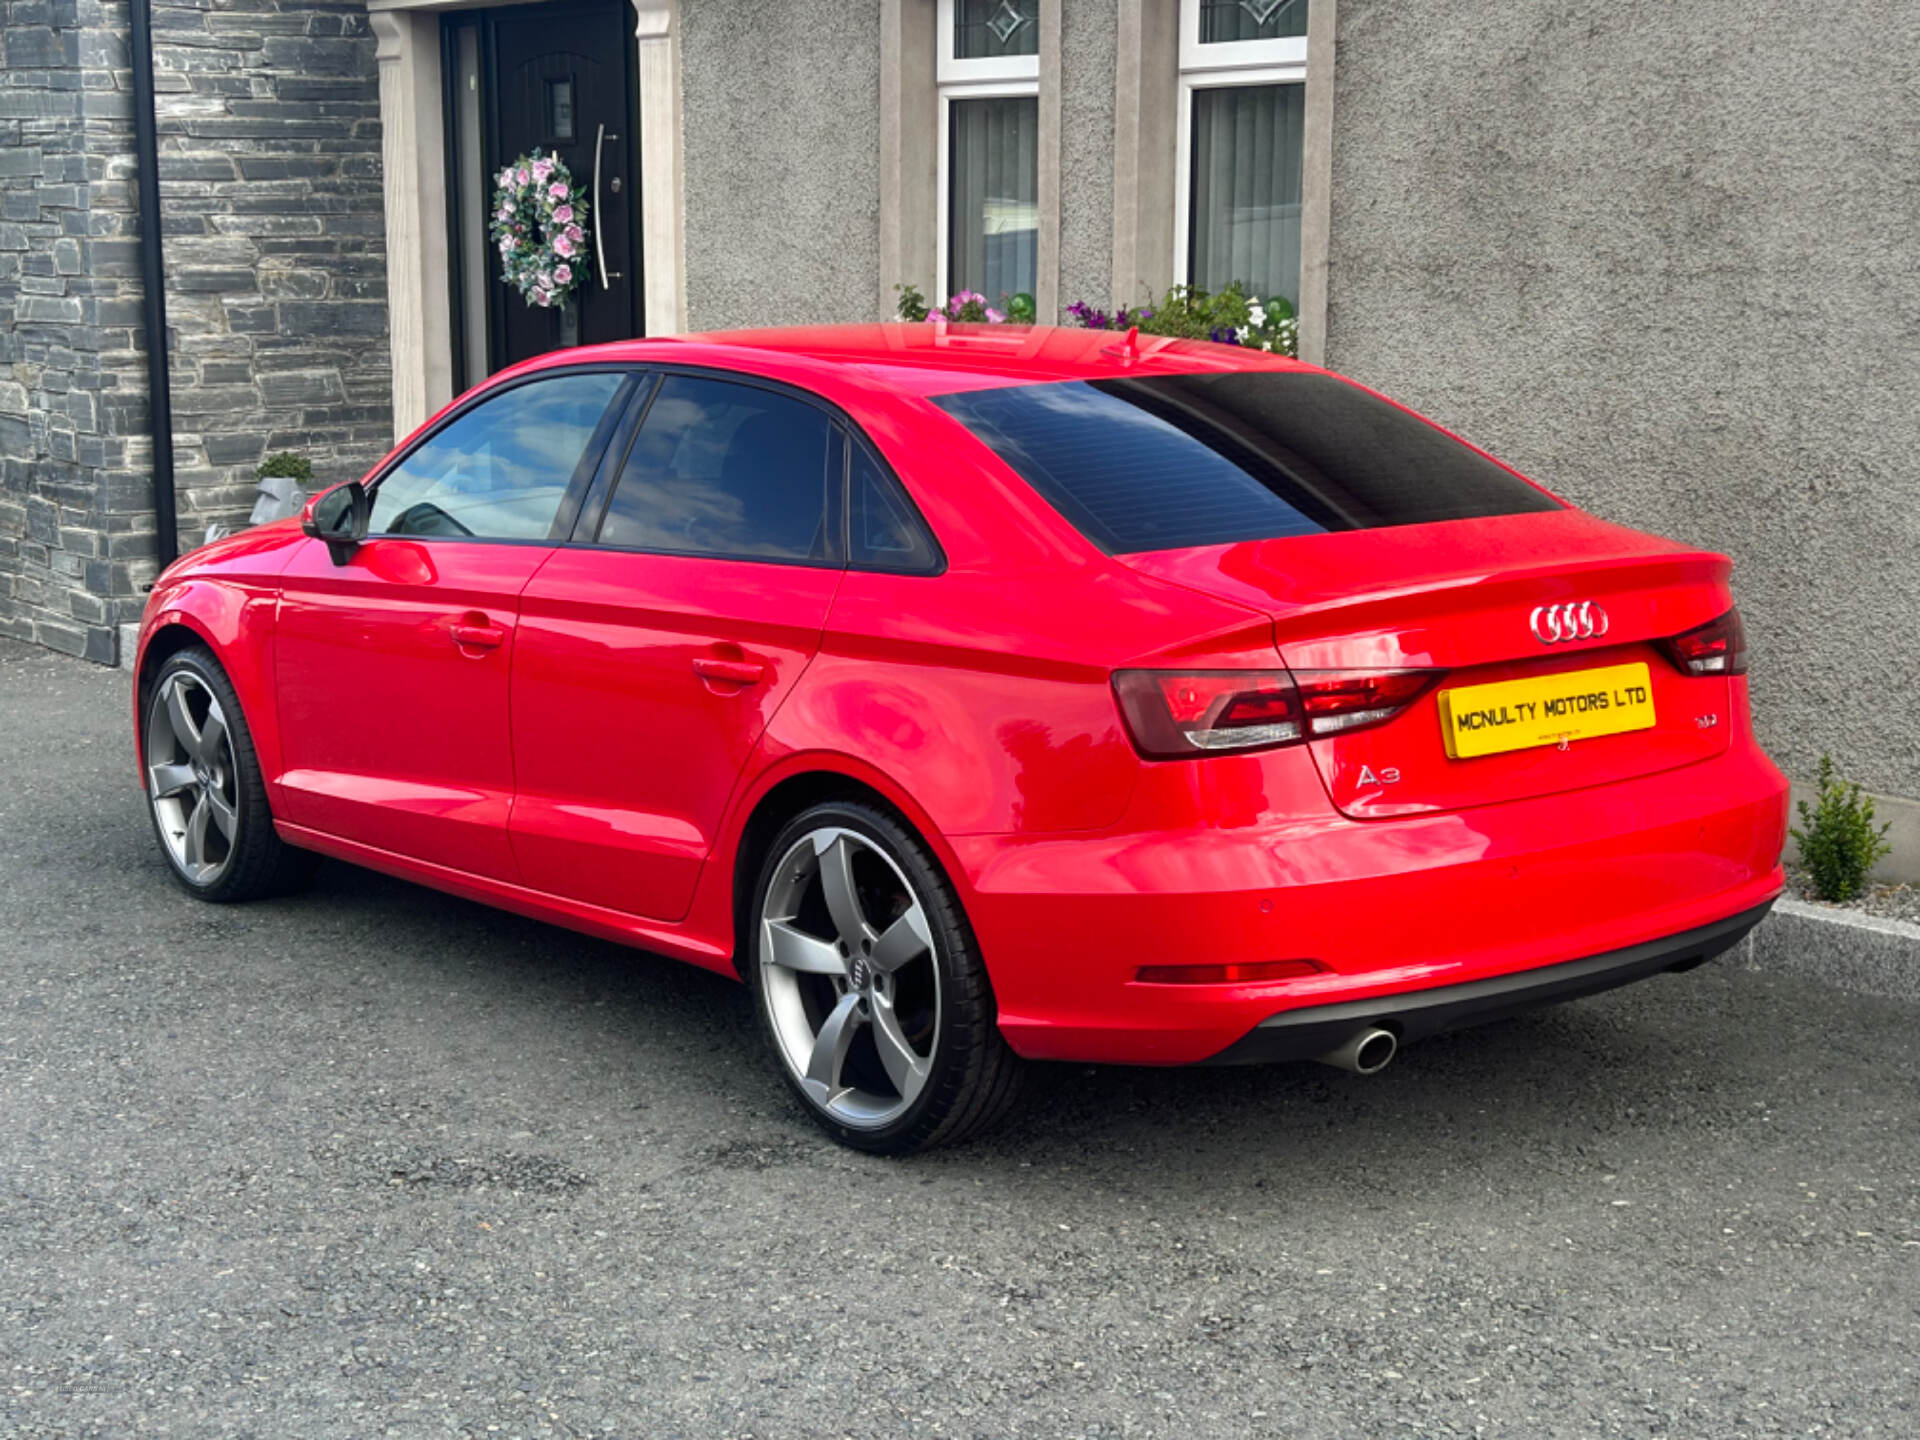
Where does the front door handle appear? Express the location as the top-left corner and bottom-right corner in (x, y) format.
(692, 656), (764, 686)
(593, 123), (621, 288)
(451, 622), (506, 651)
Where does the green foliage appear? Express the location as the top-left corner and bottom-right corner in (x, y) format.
(256, 452), (313, 484)
(896, 284), (1032, 325)
(1065, 282), (1298, 357)
(1791, 754), (1892, 902)
(894, 282), (930, 323)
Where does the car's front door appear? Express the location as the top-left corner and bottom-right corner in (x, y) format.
(274, 368), (635, 880)
(509, 371), (846, 921)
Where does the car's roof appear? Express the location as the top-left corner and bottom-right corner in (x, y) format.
(542, 322), (1306, 399)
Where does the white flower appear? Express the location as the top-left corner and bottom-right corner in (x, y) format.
(1249, 302), (1266, 327)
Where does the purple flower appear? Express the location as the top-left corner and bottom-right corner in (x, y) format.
(985, 307), (1006, 323)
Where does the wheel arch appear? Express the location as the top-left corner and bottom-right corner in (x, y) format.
(132, 583), (283, 791)
(723, 758), (969, 982)
(132, 612), (224, 771)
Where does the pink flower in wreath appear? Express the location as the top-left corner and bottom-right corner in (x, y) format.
(516, 167), (530, 186)
(533, 288), (550, 306)
(549, 182), (569, 201)
(553, 234), (575, 258)
(552, 204), (573, 225)
(532, 157), (554, 180)
(553, 263), (572, 285)
(565, 225), (583, 245)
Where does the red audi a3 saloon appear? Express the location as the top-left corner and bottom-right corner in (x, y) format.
(133, 324), (1788, 1152)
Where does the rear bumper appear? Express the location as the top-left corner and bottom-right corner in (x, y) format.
(1204, 900), (1771, 1065)
(953, 740), (1789, 1065)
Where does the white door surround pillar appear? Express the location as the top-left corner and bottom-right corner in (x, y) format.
(630, 0), (687, 336)
(370, 7), (453, 441)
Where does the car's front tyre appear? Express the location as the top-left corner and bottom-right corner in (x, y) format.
(749, 800), (1023, 1154)
(142, 644), (315, 903)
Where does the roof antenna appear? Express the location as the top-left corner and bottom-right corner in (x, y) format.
(1102, 325), (1140, 361)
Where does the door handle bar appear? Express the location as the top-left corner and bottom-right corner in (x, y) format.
(451, 623), (506, 650)
(593, 123), (620, 288)
(692, 657), (764, 686)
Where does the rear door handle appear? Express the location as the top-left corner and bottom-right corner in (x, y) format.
(692, 657), (764, 686)
(451, 622), (506, 650)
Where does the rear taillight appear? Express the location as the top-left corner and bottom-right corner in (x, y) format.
(1293, 670), (1445, 736)
(1659, 608), (1748, 676)
(1112, 667), (1443, 759)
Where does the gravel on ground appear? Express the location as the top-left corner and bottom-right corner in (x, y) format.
(3, 636), (1917, 1438)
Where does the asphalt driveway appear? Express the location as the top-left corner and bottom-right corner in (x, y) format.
(2, 636), (1915, 1438)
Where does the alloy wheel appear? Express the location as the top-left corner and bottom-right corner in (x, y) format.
(145, 671), (241, 885)
(758, 826), (941, 1129)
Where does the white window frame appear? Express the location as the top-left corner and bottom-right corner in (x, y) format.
(935, 0), (1040, 304)
(1173, 0), (1309, 298)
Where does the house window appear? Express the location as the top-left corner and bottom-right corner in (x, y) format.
(937, 0), (1039, 308)
(1176, 0), (1308, 310)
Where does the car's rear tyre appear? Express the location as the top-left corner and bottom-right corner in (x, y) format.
(143, 645), (316, 903)
(749, 800), (1023, 1154)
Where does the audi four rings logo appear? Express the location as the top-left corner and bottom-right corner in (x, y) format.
(1530, 601), (1609, 643)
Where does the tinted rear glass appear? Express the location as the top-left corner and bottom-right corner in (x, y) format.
(932, 372), (1561, 554)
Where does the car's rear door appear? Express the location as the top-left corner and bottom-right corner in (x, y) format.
(275, 367), (636, 880)
(508, 369), (845, 921)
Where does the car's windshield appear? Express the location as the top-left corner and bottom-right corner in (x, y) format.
(932, 371), (1562, 554)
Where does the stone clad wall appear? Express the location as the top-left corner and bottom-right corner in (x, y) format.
(0, 0), (391, 664)
(0, 0), (135, 662)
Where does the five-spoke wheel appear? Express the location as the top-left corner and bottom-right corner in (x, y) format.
(145, 669), (241, 886)
(141, 645), (314, 902)
(750, 802), (1023, 1153)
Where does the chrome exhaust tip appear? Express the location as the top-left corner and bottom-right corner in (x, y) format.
(1315, 1026), (1398, 1075)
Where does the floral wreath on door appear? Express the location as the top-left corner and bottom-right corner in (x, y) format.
(491, 149), (590, 309)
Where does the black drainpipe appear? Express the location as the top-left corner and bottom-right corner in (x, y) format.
(128, 0), (178, 570)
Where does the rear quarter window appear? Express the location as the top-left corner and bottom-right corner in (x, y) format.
(932, 371), (1561, 554)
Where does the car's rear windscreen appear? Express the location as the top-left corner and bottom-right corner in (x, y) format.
(932, 372), (1562, 554)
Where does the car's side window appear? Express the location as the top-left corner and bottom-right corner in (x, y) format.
(596, 374), (834, 563)
(848, 440), (940, 573)
(368, 371), (627, 541)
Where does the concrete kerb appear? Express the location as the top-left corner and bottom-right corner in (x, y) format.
(1741, 896), (1920, 1001)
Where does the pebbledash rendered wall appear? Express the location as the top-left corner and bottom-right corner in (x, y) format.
(679, 0), (1121, 330)
(1322, 0), (1920, 803)
(0, 0), (392, 665)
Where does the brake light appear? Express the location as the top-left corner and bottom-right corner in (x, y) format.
(1660, 609), (1748, 676)
(1112, 667), (1444, 759)
(1294, 670), (1444, 736)
(1112, 670), (1300, 757)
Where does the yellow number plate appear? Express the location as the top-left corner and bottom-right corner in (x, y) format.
(1438, 662), (1657, 760)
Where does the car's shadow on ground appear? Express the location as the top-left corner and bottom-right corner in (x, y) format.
(234, 852), (1848, 1193)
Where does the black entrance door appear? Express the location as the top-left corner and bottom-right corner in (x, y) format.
(481, 0), (641, 371)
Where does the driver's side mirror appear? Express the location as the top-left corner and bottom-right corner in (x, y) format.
(301, 481), (369, 566)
